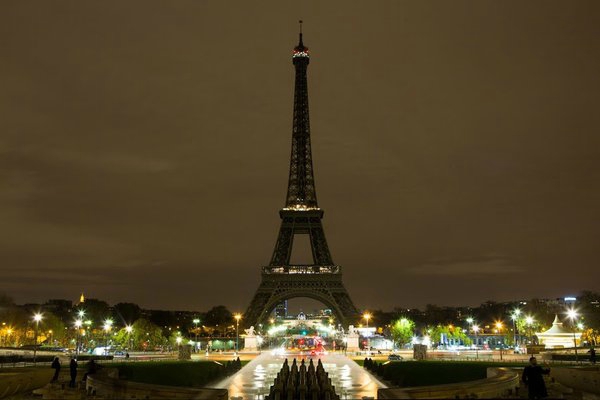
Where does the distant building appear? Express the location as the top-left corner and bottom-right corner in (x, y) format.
(536, 315), (581, 349)
(274, 301), (288, 318)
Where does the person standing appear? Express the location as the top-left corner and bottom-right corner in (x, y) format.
(522, 356), (550, 399)
(590, 347), (597, 365)
(50, 356), (61, 382)
(69, 357), (78, 388)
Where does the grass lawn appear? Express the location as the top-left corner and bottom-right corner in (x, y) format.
(106, 360), (240, 388)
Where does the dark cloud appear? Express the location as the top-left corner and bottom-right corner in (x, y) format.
(1, 1), (599, 311)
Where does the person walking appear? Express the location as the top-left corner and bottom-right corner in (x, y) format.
(589, 347), (596, 365)
(50, 356), (61, 382)
(69, 357), (78, 388)
(522, 356), (550, 399)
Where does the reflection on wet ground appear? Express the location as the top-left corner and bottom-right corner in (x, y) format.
(213, 352), (385, 400)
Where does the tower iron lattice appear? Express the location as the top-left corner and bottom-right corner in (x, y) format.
(244, 31), (360, 328)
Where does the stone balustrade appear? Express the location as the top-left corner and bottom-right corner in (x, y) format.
(551, 367), (600, 396)
(0, 368), (54, 399)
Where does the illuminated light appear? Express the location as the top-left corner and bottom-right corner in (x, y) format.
(525, 316), (534, 325)
(104, 319), (113, 331)
(564, 297), (577, 302)
(466, 317), (474, 324)
(577, 323), (584, 330)
(176, 337), (182, 344)
(33, 313), (43, 323)
(234, 314), (242, 322)
(511, 309), (522, 321)
(282, 205), (319, 211)
(125, 325), (133, 333)
(495, 321), (503, 330)
(422, 335), (431, 347)
(74, 319), (82, 328)
(473, 325), (480, 333)
(292, 51), (309, 58)
(566, 309), (578, 320)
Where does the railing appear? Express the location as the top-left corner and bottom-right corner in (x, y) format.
(262, 265), (340, 274)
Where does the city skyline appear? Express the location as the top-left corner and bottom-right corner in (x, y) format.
(1, 1), (599, 311)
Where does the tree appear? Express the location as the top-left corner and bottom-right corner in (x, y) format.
(130, 318), (166, 351)
(204, 306), (232, 327)
(113, 303), (141, 325)
(390, 317), (415, 349)
(80, 299), (110, 325)
(41, 312), (66, 346)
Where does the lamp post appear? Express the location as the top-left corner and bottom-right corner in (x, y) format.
(74, 319), (82, 357)
(234, 314), (241, 355)
(496, 321), (504, 360)
(363, 312), (371, 355)
(125, 325), (133, 352)
(567, 309), (579, 362)
(32, 313), (43, 364)
(511, 309), (521, 351)
(193, 318), (200, 352)
(103, 319), (113, 355)
(473, 324), (480, 360)
(466, 317), (475, 355)
(525, 316), (534, 347)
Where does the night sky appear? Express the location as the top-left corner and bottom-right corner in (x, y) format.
(1, 1), (599, 312)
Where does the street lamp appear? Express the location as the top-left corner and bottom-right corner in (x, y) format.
(495, 321), (504, 360)
(473, 325), (480, 359)
(566, 309), (579, 362)
(74, 319), (83, 357)
(511, 309), (521, 351)
(193, 318), (200, 352)
(466, 318), (476, 354)
(525, 316), (534, 346)
(32, 313), (43, 364)
(363, 312), (371, 354)
(234, 314), (242, 355)
(125, 325), (133, 351)
(103, 319), (113, 354)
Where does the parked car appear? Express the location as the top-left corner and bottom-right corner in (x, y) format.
(388, 354), (403, 361)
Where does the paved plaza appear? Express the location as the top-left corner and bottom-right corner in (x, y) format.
(212, 352), (386, 400)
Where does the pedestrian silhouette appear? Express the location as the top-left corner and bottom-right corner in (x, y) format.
(51, 357), (61, 382)
(589, 347), (596, 364)
(69, 358), (78, 388)
(522, 356), (550, 399)
(83, 359), (98, 381)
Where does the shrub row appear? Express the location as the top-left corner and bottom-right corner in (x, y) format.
(363, 358), (488, 387)
(116, 358), (242, 388)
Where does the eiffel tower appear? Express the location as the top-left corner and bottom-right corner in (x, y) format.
(244, 29), (360, 328)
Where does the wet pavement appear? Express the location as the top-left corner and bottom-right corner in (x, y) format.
(212, 352), (386, 400)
